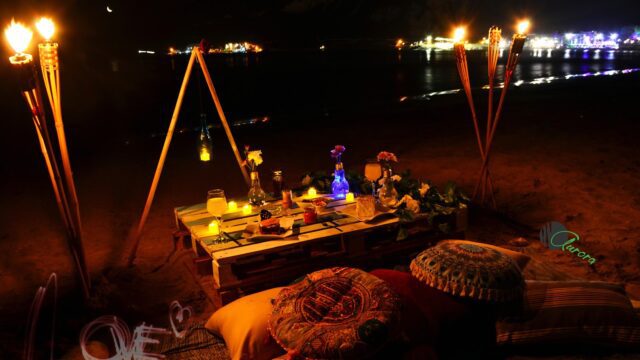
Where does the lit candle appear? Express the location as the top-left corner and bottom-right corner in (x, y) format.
(346, 192), (355, 202)
(227, 201), (238, 212)
(208, 220), (219, 235)
(242, 204), (252, 215)
(200, 148), (211, 162)
(307, 187), (317, 198)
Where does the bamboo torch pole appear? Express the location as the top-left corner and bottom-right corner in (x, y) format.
(452, 27), (496, 205)
(475, 20), (529, 203)
(194, 48), (251, 186)
(480, 27), (501, 206)
(127, 48), (198, 266)
(37, 19), (91, 297)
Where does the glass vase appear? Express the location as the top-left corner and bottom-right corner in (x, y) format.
(198, 113), (213, 162)
(248, 171), (267, 206)
(378, 168), (398, 207)
(331, 162), (350, 200)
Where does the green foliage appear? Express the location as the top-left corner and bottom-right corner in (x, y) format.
(297, 169), (469, 236)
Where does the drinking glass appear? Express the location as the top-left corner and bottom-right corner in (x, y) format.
(364, 162), (382, 196)
(207, 189), (227, 242)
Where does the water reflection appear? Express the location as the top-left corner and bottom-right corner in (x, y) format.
(404, 67), (640, 102)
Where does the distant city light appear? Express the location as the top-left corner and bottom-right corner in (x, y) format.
(610, 33), (619, 40)
(395, 38), (405, 50)
(106, 5), (113, 13)
(137, 50), (155, 54)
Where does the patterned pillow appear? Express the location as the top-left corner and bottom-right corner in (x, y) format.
(497, 281), (640, 349)
(410, 241), (524, 302)
(268, 267), (401, 359)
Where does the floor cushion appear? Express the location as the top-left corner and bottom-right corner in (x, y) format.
(497, 280), (640, 350)
(206, 287), (285, 360)
(440, 239), (531, 271)
(269, 267), (401, 359)
(371, 269), (497, 358)
(410, 240), (525, 302)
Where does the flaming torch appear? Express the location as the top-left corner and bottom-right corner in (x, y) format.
(452, 26), (496, 206)
(475, 20), (530, 207)
(35, 17), (91, 296)
(4, 18), (90, 297)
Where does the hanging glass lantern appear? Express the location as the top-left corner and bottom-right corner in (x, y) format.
(198, 113), (213, 162)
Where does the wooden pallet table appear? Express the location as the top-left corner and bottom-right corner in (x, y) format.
(175, 197), (466, 305)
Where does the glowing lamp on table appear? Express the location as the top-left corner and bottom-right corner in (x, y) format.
(242, 204), (252, 215)
(208, 220), (220, 235)
(307, 187), (317, 198)
(227, 201), (238, 212)
(346, 192), (355, 202)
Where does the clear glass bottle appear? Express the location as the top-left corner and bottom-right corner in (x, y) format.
(378, 168), (398, 207)
(331, 162), (350, 199)
(248, 171), (267, 206)
(198, 113), (213, 162)
(272, 170), (284, 199)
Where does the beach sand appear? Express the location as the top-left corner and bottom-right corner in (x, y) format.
(1, 71), (639, 357)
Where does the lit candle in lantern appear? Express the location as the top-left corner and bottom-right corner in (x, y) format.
(307, 187), (317, 198)
(242, 204), (252, 215)
(227, 201), (238, 212)
(200, 148), (211, 162)
(208, 220), (220, 235)
(346, 192), (355, 202)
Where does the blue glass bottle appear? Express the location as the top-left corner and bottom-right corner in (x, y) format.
(332, 162), (350, 199)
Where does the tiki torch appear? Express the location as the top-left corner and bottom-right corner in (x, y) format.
(5, 18), (90, 297)
(452, 26), (496, 206)
(476, 20), (530, 206)
(5, 20), (74, 236)
(34, 17), (91, 297)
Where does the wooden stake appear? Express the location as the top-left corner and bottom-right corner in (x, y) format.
(127, 48), (198, 267)
(194, 48), (251, 186)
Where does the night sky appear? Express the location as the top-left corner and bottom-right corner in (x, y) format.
(1, 0), (638, 51)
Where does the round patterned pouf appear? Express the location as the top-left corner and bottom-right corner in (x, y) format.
(410, 241), (524, 302)
(268, 267), (401, 359)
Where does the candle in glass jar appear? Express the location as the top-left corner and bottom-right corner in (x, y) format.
(242, 204), (252, 215)
(346, 192), (355, 202)
(208, 220), (220, 235)
(227, 201), (238, 212)
(307, 187), (317, 198)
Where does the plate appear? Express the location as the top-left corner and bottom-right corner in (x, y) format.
(338, 203), (396, 223)
(242, 223), (294, 242)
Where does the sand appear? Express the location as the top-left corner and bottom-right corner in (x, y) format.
(0, 71), (639, 357)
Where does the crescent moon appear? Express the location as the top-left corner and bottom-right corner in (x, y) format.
(106, 6), (113, 13)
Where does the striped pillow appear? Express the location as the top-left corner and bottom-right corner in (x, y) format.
(497, 281), (640, 348)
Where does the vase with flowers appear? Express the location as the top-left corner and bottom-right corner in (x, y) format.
(330, 145), (350, 199)
(377, 151), (399, 207)
(243, 145), (266, 206)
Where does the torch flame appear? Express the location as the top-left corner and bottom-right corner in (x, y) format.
(517, 20), (530, 35)
(36, 17), (55, 41)
(452, 27), (466, 43)
(5, 19), (32, 54)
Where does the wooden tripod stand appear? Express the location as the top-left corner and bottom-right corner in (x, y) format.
(127, 46), (250, 266)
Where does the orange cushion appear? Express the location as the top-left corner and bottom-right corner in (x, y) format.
(205, 287), (285, 360)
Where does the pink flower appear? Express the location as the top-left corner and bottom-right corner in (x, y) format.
(330, 145), (346, 158)
(377, 151), (398, 163)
